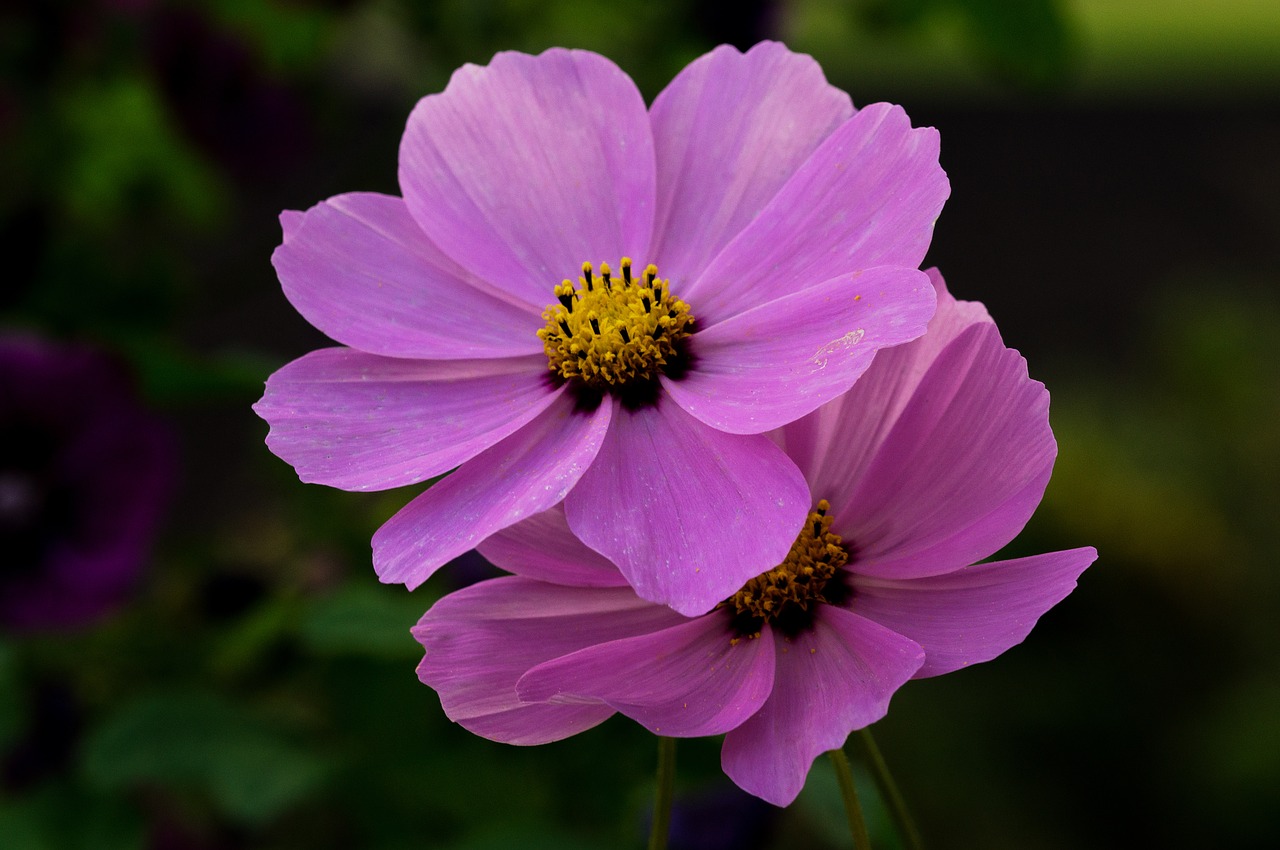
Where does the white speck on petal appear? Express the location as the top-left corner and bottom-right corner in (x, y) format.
(813, 328), (864, 368)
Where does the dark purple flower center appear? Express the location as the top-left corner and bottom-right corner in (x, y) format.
(0, 471), (40, 529)
(723, 499), (852, 639)
(0, 423), (66, 584)
(538, 259), (694, 406)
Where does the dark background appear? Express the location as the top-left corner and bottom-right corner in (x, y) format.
(2, 1), (1277, 848)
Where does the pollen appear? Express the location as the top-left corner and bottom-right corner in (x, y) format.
(723, 500), (852, 639)
(537, 259), (694, 391)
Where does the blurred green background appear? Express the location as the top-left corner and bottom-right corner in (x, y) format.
(2, 0), (1278, 847)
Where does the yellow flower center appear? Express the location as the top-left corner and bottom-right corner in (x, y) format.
(724, 500), (852, 640)
(537, 259), (695, 395)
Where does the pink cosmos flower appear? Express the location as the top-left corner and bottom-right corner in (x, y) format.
(252, 42), (949, 616)
(412, 271), (1097, 805)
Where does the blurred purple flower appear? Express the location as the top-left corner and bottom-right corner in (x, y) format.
(412, 272), (1096, 805)
(0, 333), (174, 631)
(667, 785), (776, 850)
(254, 42), (949, 616)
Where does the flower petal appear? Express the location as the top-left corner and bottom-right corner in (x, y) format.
(518, 616), (775, 738)
(648, 42), (852, 288)
(374, 393), (612, 589)
(773, 268), (992, 497)
(399, 49), (655, 307)
(852, 547), (1097, 678)
(414, 577), (683, 745)
(279, 209), (304, 242)
(564, 399), (810, 617)
(273, 192), (542, 359)
(478, 505), (628, 588)
(837, 323), (1056, 578)
(664, 266), (935, 434)
(721, 609), (923, 806)
(253, 349), (556, 491)
(684, 102), (949, 325)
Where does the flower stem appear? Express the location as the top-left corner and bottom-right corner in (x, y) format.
(853, 728), (923, 850)
(648, 736), (677, 850)
(829, 747), (872, 849)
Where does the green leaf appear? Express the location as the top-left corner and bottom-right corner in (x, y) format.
(56, 76), (226, 229)
(0, 786), (143, 850)
(0, 640), (21, 749)
(0, 803), (51, 850)
(299, 582), (432, 659)
(951, 0), (1077, 89)
(82, 691), (328, 824)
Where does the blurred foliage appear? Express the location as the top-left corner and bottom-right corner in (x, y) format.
(1049, 287), (1280, 600)
(56, 75), (226, 230)
(0, 642), (19, 749)
(83, 692), (331, 824)
(855, 0), (1077, 89)
(1, 1), (1278, 848)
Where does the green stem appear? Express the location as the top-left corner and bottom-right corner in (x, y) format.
(647, 736), (677, 850)
(853, 728), (923, 850)
(829, 748), (872, 849)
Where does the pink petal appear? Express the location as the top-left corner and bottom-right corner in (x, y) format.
(478, 505), (628, 588)
(279, 209), (304, 242)
(852, 547), (1097, 678)
(518, 616), (776, 738)
(837, 323), (1057, 578)
(663, 266), (935, 434)
(253, 349), (556, 491)
(683, 102), (949, 326)
(721, 608), (924, 806)
(648, 42), (852, 289)
(273, 192), (542, 359)
(774, 268), (992, 510)
(399, 49), (655, 308)
(414, 577), (683, 745)
(564, 400), (810, 617)
(373, 393), (612, 589)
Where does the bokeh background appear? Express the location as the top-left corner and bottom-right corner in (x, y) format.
(2, 1), (1278, 848)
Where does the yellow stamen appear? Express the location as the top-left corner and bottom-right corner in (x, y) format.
(723, 500), (850, 639)
(537, 259), (694, 390)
